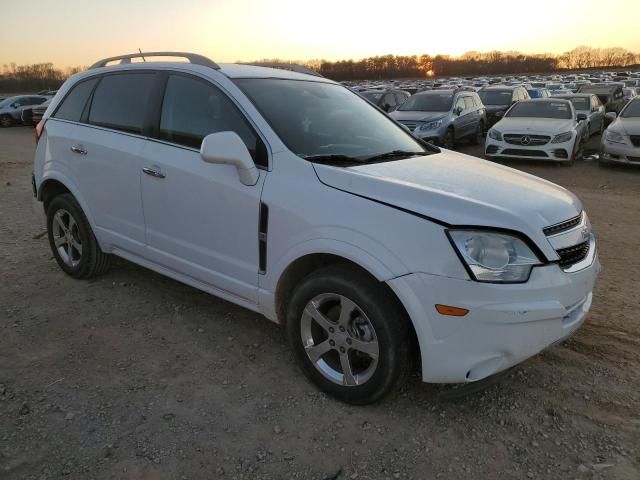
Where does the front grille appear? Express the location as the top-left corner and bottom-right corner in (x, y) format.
(629, 135), (640, 147)
(501, 148), (548, 157)
(556, 241), (590, 268)
(398, 121), (417, 131)
(543, 213), (582, 236)
(504, 134), (550, 146)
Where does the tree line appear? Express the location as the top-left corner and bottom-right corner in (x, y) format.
(2, 46), (639, 92)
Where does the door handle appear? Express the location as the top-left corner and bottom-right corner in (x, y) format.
(142, 167), (166, 179)
(70, 144), (87, 155)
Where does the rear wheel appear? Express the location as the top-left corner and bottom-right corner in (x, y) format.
(286, 264), (413, 404)
(46, 193), (112, 279)
(0, 114), (13, 128)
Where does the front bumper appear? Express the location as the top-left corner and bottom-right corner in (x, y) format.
(388, 247), (600, 383)
(485, 136), (576, 162)
(600, 141), (640, 164)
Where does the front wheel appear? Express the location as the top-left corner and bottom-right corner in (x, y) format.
(442, 128), (455, 150)
(46, 193), (112, 279)
(471, 121), (484, 145)
(286, 264), (414, 404)
(0, 114), (13, 128)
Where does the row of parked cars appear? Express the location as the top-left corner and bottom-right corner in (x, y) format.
(0, 93), (55, 127)
(349, 71), (640, 166)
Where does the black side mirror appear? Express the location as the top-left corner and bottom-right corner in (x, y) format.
(577, 113), (587, 121)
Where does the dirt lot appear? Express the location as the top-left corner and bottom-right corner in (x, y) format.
(1, 126), (639, 480)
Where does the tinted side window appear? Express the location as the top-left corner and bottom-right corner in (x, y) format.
(89, 73), (155, 134)
(54, 78), (98, 122)
(159, 75), (265, 166)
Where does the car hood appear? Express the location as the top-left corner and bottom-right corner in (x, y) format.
(389, 111), (448, 122)
(616, 117), (640, 135)
(314, 151), (582, 260)
(493, 117), (575, 134)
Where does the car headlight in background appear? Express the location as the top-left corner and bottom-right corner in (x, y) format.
(551, 131), (573, 143)
(420, 120), (442, 130)
(447, 230), (543, 283)
(604, 130), (627, 145)
(488, 129), (503, 141)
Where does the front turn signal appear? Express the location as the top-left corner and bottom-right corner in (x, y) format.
(435, 304), (469, 316)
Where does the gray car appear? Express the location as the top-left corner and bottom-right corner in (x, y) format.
(556, 94), (605, 139)
(388, 89), (487, 149)
(0, 95), (49, 127)
(600, 97), (640, 166)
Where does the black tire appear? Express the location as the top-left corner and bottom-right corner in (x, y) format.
(561, 138), (583, 167)
(46, 193), (111, 279)
(443, 128), (455, 150)
(470, 121), (484, 145)
(0, 114), (13, 128)
(286, 264), (414, 405)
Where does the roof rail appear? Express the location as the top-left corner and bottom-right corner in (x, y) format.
(243, 62), (323, 78)
(89, 52), (220, 70)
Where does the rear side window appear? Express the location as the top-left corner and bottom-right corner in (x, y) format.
(159, 74), (265, 165)
(88, 73), (155, 134)
(53, 78), (98, 122)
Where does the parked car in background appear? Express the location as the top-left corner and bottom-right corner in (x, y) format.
(555, 94), (605, 139)
(599, 97), (640, 166)
(32, 52), (600, 404)
(622, 87), (637, 103)
(22, 98), (52, 126)
(389, 88), (486, 148)
(485, 98), (587, 165)
(577, 84), (625, 114)
(527, 88), (551, 99)
(478, 86), (530, 128)
(0, 95), (49, 127)
(359, 89), (410, 112)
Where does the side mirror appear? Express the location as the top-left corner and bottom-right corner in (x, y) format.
(454, 106), (463, 115)
(576, 113), (587, 121)
(605, 112), (617, 122)
(11, 103), (19, 109)
(200, 131), (259, 186)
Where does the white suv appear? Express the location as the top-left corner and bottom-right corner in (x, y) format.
(33, 52), (600, 404)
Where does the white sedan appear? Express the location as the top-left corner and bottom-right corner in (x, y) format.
(485, 99), (587, 165)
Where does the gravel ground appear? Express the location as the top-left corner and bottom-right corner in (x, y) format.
(1, 126), (639, 480)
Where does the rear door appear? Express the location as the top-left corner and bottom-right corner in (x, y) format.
(52, 72), (155, 256)
(140, 73), (267, 304)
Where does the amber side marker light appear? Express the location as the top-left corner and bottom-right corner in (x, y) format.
(435, 304), (469, 316)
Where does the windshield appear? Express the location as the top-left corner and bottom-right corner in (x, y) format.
(506, 101), (572, 119)
(234, 79), (429, 161)
(398, 93), (453, 112)
(478, 90), (512, 106)
(0, 97), (17, 108)
(621, 100), (640, 118)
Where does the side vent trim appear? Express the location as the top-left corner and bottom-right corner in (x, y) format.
(258, 202), (269, 274)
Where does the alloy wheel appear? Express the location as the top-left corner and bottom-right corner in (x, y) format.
(52, 209), (83, 267)
(300, 293), (379, 387)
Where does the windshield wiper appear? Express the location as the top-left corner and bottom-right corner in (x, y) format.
(364, 150), (430, 163)
(302, 154), (364, 166)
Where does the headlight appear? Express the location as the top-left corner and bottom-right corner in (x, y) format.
(447, 230), (542, 283)
(604, 130), (626, 145)
(551, 131), (573, 143)
(488, 129), (502, 141)
(420, 120), (442, 130)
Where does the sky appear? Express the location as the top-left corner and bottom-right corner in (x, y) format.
(1, 0), (639, 68)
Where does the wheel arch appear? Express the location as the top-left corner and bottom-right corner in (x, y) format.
(271, 252), (421, 368)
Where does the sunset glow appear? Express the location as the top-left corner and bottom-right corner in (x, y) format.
(1, 0), (639, 68)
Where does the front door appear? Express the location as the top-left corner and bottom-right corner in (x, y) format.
(140, 74), (267, 303)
